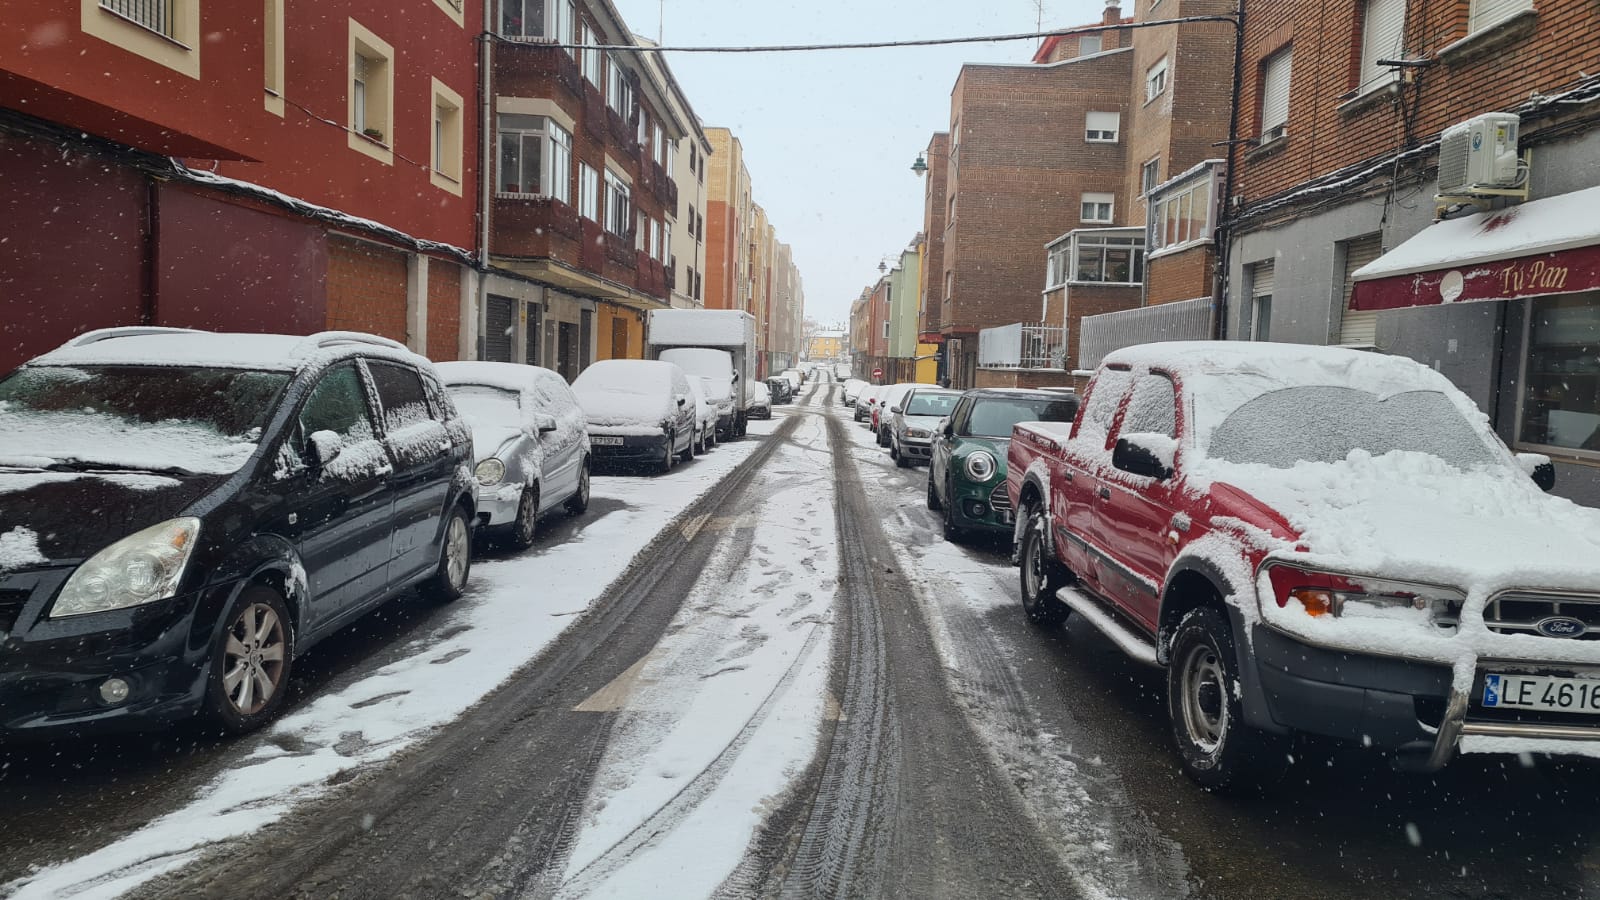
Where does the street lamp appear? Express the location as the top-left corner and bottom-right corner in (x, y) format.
(878, 260), (888, 274)
(910, 153), (928, 177)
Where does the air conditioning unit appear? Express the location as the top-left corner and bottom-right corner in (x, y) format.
(1437, 113), (1521, 195)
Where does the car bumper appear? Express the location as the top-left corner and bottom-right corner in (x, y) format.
(0, 587), (226, 738)
(947, 480), (1015, 533)
(898, 437), (933, 461)
(749, 404), (772, 418)
(589, 433), (671, 464)
(475, 482), (523, 527)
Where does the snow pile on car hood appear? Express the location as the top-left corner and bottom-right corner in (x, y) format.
(0, 526), (44, 573)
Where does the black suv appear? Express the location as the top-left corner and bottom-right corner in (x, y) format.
(0, 328), (476, 737)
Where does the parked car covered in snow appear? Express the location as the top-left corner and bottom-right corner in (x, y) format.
(685, 375), (718, 455)
(1008, 341), (1599, 789)
(887, 387), (961, 467)
(766, 376), (794, 405)
(659, 347), (738, 442)
(572, 359), (697, 473)
(928, 388), (1079, 541)
(873, 383), (918, 445)
(854, 383), (883, 422)
(436, 362), (591, 550)
(842, 378), (867, 407)
(0, 327), (476, 738)
(747, 380), (772, 420)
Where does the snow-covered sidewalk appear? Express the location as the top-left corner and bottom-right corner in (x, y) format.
(6, 427), (780, 900)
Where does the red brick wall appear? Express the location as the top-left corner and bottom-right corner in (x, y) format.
(1066, 283), (1141, 370)
(427, 261), (461, 361)
(1146, 245), (1216, 305)
(975, 369), (1077, 389)
(326, 237), (408, 342)
(1236, 0), (1599, 206)
(920, 132), (950, 336)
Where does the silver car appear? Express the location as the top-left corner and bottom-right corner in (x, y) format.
(889, 387), (962, 467)
(437, 361), (592, 550)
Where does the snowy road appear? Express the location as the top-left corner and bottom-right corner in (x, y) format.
(7, 381), (1600, 900)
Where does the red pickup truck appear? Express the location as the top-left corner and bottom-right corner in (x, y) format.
(1007, 341), (1600, 790)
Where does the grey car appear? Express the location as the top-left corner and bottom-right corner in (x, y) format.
(888, 387), (962, 467)
(438, 361), (592, 550)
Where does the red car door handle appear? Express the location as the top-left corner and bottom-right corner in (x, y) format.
(1098, 487), (1110, 500)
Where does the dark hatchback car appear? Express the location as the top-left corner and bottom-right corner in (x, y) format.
(766, 376), (794, 405)
(927, 388), (1078, 541)
(0, 328), (476, 739)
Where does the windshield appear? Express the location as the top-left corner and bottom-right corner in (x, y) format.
(904, 391), (960, 416)
(963, 396), (1079, 437)
(1207, 385), (1502, 470)
(0, 365), (288, 474)
(447, 384), (520, 425)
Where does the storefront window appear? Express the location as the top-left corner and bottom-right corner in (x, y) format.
(1520, 293), (1600, 455)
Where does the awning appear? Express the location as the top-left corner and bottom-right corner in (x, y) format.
(1351, 185), (1600, 310)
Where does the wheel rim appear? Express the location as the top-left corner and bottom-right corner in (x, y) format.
(445, 515), (469, 588)
(577, 465), (590, 505)
(516, 490), (537, 543)
(222, 602), (286, 716)
(1179, 640), (1228, 753)
(1022, 526), (1044, 602)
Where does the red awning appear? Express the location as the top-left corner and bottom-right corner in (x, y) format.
(1350, 186), (1600, 310)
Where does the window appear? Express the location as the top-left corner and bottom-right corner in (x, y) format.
(579, 163), (600, 220)
(1070, 231), (1145, 284)
(688, 144), (697, 173)
(1250, 262), (1274, 341)
(607, 54), (634, 115)
(1122, 375), (1177, 438)
(501, 0), (572, 45)
(688, 204), (697, 238)
(659, 223), (669, 263)
(604, 170), (630, 235)
(944, 271), (953, 302)
(349, 22), (394, 164)
(368, 362), (433, 432)
(883, 322), (890, 339)
(1145, 57), (1169, 102)
(1141, 157), (1160, 195)
(580, 22), (603, 85)
(638, 109), (649, 148)
(1470, 0), (1533, 34)
(1085, 111), (1120, 143)
(1337, 235), (1383, 346)
(100, 0), (179, 39)
(1358, 0), (1405, 93)
(86, 0), (201, 78)
(497, 115), (569, 203)
(653, 123), (666, 166)
(637, 212), (648, 251)
(665, 139), (675, 177)
(1260, 47), (1293, 142)
(1519, 294), (1600, 455)
(1079, 368), (1133, 437)
(1046, 243), (1068, 288)
(947, 194), (957, 221)
(1148, 167), (1217, 252)
(432, 81), (464, 193)
(1079, 34), (1103, 55)
(1080, 192), (1114, 224)
(264, 0), (285, 115)
(298, 364), (376, 451)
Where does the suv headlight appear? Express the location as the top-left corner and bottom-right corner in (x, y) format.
(907, 427), (930, 439)
(1264, 563), (1464, 626)
(965, 450), (997, 481)
(475, 458), (506, 486)
(52, 517), (201, 618)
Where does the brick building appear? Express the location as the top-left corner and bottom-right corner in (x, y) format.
(2, 0), (482, 373)
(1210, 0), (1600, 505)
(915, 132), (951, 376)
(637, 37), (711, 310)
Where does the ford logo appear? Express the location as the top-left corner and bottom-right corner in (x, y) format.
(1535, 616), (1589, 638)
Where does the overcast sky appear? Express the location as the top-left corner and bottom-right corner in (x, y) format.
(610, 0), (1108, 326)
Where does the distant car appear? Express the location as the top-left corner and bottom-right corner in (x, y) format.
(927, 388), (1079, 541)
(685, 375), (718, 455)
(438, 362), (591, 550)
(854, 384), (883, 422)
(766, 376), (794, 405)
(781, 369), (804, 393)
(842, 378), (867, 407)
(572, 359), (697, 473)
(888, 388), (962, 468)
(747, 380), (772, 419)
(873, 383), (918, 445)
(0, 327), (476, 738)
(834, 363), (852, 381)
(660, 347), (738, 442)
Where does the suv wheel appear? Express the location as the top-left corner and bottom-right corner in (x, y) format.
(566, 459), (591, 515)
(421, 507), (472, 603)
(926, 469), (943, 511)
(1167, 606), (1283, 791)
(508, 486), (539, 550)
(1019, 511), (1070, 627)
(204, 584), (294, 734)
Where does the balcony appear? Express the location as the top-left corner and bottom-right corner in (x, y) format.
(606, 230), (637, 269)
(492, 196), (581, 258)
(637, 252), (667, 299)
(607, 108), (636, 155)
(978, 323), (1066, 370)
(582, 84), (607, 144)
(494, 41), (582, 101)
(580, 220), (606, 272)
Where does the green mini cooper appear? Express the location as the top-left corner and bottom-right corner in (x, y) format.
(927, 388), (1079, 542)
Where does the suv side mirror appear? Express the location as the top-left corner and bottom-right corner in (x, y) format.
(1516, 452), (1556, 492)
(942, 420), (955, 439)
(533, 413), (558, 434)
(1112, 433), (1176, 480)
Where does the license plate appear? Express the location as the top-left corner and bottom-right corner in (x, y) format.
(590, 435), (624, 446)
(1482, 673), (1600, 714)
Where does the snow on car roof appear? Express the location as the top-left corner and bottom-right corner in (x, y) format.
(1103, 341), (1452, 395)
(31, 328), (426, 373)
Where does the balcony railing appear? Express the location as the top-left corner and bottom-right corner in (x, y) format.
(978, 323), (1066, 370)
(100, 0), (176, 39)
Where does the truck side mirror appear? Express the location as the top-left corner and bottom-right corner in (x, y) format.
(1112, 433), (1175, 480)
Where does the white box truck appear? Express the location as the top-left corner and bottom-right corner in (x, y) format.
(646, 309), (756, 439)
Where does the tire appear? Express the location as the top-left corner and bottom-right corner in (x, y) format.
(566, 458), (591, 515)
(1018, 511), (1070, 627)
(678, 430), (694, 463)
(507, 486), (539, 550)
(877, 426), (890, 448)
(659, 434), (674, 474)
(203, 584), (294, 735)
(693, 433), (705, 456)
(420, 506), (473, 603)
(942, 481), (964, 543)
(894, 442), (911, 468)
(1167, 606), (1284, 791)
(926, 469), (943, 511)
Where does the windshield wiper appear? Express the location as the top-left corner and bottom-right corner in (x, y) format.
(44, 460), (201, 478)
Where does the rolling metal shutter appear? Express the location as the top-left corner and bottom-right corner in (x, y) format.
(1339, 236), (1383, 347)
(1470, 0), (1531, 32)
(1359, 0), (1406, 92)
(484, 295), (514, 362)
(1250, 262), (1274, 342)
(1260, 50), (1293, 139)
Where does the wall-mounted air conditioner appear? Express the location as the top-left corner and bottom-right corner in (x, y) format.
(1437, 112), (1522, 196)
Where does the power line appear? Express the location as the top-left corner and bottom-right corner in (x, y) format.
(486, 14), (1238, 55)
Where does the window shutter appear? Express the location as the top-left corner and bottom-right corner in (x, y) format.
(1086, 111), (1120, 139)
(1470, 0), (1532, 32)
(1251, 262), (1274, 299)
(1260, 49), (1292, 139)
(1359, 0), (1406, 92)
(484, 296), (515, 362)
(1338, 236), (1383, 346)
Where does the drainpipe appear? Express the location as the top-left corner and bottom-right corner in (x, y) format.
(477, 5), (495, 360)
(1211, 0), (1246, 341)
